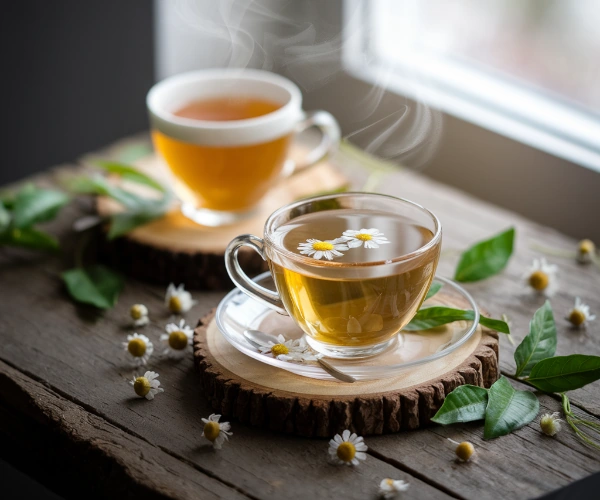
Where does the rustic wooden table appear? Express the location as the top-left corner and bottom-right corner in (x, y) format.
(1, 137), (599, 500)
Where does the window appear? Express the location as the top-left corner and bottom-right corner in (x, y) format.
(343, 0), (600, 171)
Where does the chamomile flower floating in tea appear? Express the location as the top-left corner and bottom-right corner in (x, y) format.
(161, 319), (194, 358)
(524, 258), (558, 296)
(257, 334), (316, 362)
(577, 239), (596, 264)
(378, 478), (410, 499)
(130, 371), (164, 400)
(201, 414), (232, 449)
(123, 333), (154, 366)
(328, 429), (368, 466)
(297, 238), (349, 260)
(342, 228), (390, 249)
(566, 297), (596, 328)
(540, 412), (562, 436)
(130, 304), (149, 327)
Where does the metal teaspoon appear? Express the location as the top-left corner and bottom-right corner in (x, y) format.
(243, 329), (357, 383)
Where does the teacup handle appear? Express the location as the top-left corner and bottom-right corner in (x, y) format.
(225, 235), (288, 315)
(289, 110), (341, 173)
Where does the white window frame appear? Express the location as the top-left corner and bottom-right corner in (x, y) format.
(342, 0), (600, 172)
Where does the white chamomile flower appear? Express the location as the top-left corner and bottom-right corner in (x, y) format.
(161, 319), (194, 358)
(257, 334), (317, 363)
(379, 478), (410, 498)
(342, 228), (390, 249)
(129, 371), (164, 400)
(540, 412), (562, 436)
(297, 238), (348, 260)
(123, 333), (153, 366)
(328, 429), (368, 466)
(566, 297), (596, 328)
(165, 283), (196, 314)
(577, 239), (596, 264)
(130, 304), (149, 327)
(201, 414), (232, 449)
(524, 258), (558, 296)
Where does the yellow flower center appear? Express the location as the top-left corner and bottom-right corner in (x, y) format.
(128, 338), (147, 357)
(271, 343), (289, 356)
(385, 479), (394, 487)
(130, 305), (144, 320)
(133, 376), (150, 397)
(455, 441), (475, 461)
(569, 309), (586, 326)
(169, 330), (189, 350)
(203, 421), (220, 441)
(312, 241), (334, 251)
(337, 442), (356, 462)
(356, 233), (373, 241)
(579, 239), (595, 255)
(168, 295), (182, 313)
(529, 270), (549, 291)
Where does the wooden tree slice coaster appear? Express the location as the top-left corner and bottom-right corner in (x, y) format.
(193, 307), (499, 438)
(96, 150), (348, 289)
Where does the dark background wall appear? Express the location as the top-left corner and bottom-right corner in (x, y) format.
(0, 1), (154, 185)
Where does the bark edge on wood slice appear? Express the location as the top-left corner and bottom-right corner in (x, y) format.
(193, 309), (499, 437)
(96, 153), (348, 290)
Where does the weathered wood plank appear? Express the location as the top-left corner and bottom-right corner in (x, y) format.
(0, 360), (250, 500)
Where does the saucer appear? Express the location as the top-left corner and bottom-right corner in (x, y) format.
(215, 272), (480, 381)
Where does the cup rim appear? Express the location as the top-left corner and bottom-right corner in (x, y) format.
(146, 68), (302, 131)
(263, 192), (442, 268)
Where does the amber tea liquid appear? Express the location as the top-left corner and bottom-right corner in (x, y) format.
(152, 97), (292, 212)
(268, 210), (440, 349)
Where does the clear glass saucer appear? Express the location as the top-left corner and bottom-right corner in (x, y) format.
(215, 273), (480, 381)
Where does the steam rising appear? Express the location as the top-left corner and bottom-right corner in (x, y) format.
(160, 0), (443, 169)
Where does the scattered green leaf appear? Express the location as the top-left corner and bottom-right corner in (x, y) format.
(0, 202), (10, 232)
(107, 210), (164, 239)
(483, 376), (539, 439)
(61, 264), (124, 309)
(404, 306), (510, 334)
(0, 227), (59, 250)
(425, 282), (443, 300)
(67, 175), (150, 210)
(12, 186), (69, 228)
(454, 227), (515, 282)
(431, 385), (488, 425)
(527, 355), (600, 393)
(94, 160), (166, 193)
(514, 300), (556, 378)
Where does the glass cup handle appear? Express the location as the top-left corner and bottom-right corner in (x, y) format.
(225, 235), (287, 315)
(287, 110), (341, 174)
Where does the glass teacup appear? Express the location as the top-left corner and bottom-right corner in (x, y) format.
(225, 193), (442, 359)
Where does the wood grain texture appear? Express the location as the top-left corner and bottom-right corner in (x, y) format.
(0, 136), (599, 499)
(193, 310), (499, 437)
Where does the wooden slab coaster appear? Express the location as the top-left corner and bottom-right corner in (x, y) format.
(96, 151), (348, 289)
(193, 309), (499, 438)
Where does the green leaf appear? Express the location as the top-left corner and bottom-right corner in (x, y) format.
(0, 227), (59, 251)
(94, 160), (166, 193)
(0, 202), (10, 232)
(61, 265), (124, 309)
(431, 385), (488, 424)
(12, 187), (69, 228)
(514, 300), (557, 377)
(67, 175), (150, 210)
(454, 227), (515, 282)
(425, 282), (443, 300)
(107, 210), (163, 239)
(404, 307), (510, 334)
(483, 376), (539, 439)
(527, 355), (600, 393)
